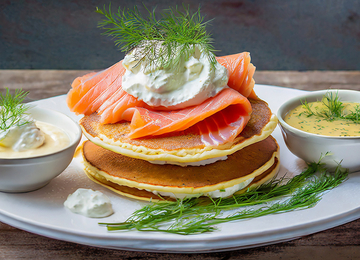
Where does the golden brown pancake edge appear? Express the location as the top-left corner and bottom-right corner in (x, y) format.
(81, 136), (280, 201)
(84, 158), (279, 202)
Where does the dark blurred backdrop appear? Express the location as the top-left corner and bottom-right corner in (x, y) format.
(1, 0), (359, 70)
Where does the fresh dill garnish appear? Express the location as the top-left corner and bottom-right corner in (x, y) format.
(96, 4), (216, 71)
(301, 100), (315, 117)
(343, 104), (360, 123)
(99, 156), (348, 235)
(301, 92), (360, 123)
(0, 88), (30, 132)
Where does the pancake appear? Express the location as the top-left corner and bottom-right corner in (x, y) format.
(80, 98), (277, 163)
(234, 158), (280, 195)
(81, 136), (280, 201)
(84, 158), (279, 202)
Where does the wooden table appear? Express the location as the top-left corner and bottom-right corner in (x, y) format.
(0, 70), (360, 259)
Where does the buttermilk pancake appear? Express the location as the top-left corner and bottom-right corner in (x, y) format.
(80, 98), (277, 164)
(81, 136), (280, 201)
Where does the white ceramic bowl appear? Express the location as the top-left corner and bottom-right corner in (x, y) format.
(0, 107), (82, 192)
(277, 89), (360, 173)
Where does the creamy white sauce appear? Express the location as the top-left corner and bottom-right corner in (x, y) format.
(0, 120), (45, 151)
(148, 156), (228, 167)
(122, 42), (229, 109)
(146, 178), (254, 199)
(64, 188), (114, 218)
(0, 121), (70, 158)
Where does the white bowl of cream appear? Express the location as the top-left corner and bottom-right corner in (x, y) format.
(277, 89), (360, 172)
(0, 107), (82, 192)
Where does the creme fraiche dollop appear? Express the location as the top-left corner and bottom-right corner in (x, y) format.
(0, 116), (70, 159)
(64, 188), (114, 218)
(121, 42), (229, 109)
(0, 89), (71, 158)
(0, 115), (45, 152)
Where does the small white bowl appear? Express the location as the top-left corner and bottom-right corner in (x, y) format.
(0, 107), (82, 192)
(277, 89), (360, 172)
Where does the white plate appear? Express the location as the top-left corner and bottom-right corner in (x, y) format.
(0, 84), (359, 253)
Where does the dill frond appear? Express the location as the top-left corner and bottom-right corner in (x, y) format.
(0, 88), (30, 132)
(99, 157), (349, 235)
(301, 100), (315, 117)
(318, 92), (344, 121)
(301, 92), (360, 123)
(343, 105), (360, 124)
(96, 4), (216, 71)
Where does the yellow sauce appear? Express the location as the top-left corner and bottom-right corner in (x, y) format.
(0, 121), (70, 158)
(285, 101), (360, 137)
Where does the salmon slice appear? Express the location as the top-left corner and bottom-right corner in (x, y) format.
(97, 87), (128, 114)
(192, 104), (250, 146)
(67, 69), (106, 111)
(83, 70), (125, 115)
(66, 61), (124, 114)
(99, 92), (146, 124)
(107, 88), (251, 141)
(66, 52), (256, 144)
(71, 71), (97, 89)
(216, 52), (256, 98)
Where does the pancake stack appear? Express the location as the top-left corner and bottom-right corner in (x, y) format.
(68, 5), (280, 202)
(80, 98), (279, 201)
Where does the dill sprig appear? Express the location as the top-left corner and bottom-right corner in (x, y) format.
(301, 92), (360, 123)
(96, 4), (216, 71)
(0, 88), (30, 132)
(100, 157), (348, 235)
(343, 104), (360, 123)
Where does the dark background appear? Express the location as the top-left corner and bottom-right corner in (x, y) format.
(1, 0), (359, 70)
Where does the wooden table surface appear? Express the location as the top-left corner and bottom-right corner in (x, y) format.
(0, 70), (360, 259)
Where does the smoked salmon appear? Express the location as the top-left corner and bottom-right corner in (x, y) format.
(67, 61), (125, 115)
(66, 52), (256, 145)
(216, 52), (257, 99)
(124, 88), (251, 140)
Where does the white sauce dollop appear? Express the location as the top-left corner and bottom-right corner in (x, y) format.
(64, 188), (114, 218)
(122, 42), (229, 109)
(148, 156), (228, 167)
(0, 117), (45, 152)
(0, 121), (70, 159)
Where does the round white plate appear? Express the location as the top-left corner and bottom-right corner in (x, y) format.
(0, 85), (359, 253)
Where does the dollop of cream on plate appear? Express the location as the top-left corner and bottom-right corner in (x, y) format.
(64, 188), (114, 218)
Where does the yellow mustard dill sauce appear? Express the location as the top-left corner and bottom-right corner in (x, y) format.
(285, 101), (360, 137)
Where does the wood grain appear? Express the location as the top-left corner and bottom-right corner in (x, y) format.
(1, 70), (360, 100)
(0, 70), (360, 259)
(254, 71), (360, 91)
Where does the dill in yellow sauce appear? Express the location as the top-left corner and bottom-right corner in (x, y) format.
(285, 93), (360, 136)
